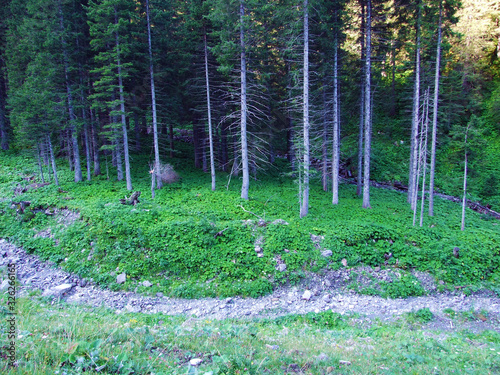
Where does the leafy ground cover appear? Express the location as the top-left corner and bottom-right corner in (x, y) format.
(0, 295), (499, 374)
(0, 152), (499, 299)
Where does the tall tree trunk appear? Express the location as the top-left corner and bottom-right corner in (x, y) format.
(362, 0), (372, 209)
(115, 10), (132, 191)
(390, 40), (397, 117)
(36, 143), (45, 183)
(428, 1), (442, 217)
(356, 0), (365, 197)
(408, 1), (421, 209)
(83, 118), (91, 181)
(47, 135), (59, 186)
(461, 124), (470, 231)
(322, 86), (328, 192)
(300, 0), (310, 217)
(419, 89), (430, 227)
(205, 31), (216, 191)
(65, 133), (74, 171)
(240, 0), (250, 200)
(58, 0), (82, 183)
(332, 36), (340, 205)
(91, 109), (101, 176)
(146, 0), (162, 190)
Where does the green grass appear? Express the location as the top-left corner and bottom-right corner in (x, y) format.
(0, 151), (499, 298)
(0, 296), (499, 374)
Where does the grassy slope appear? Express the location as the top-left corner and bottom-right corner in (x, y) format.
(0, 295), (499, 374)
(0, 151), (499, 298)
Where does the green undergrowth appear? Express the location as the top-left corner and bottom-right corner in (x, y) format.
(0, 152), (499, 298)
(0, 296), (499, 374)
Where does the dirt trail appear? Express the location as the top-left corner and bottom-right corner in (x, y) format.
(1, 238), (499, 332)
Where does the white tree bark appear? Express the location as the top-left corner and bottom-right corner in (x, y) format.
(300, 0), (310, 217)
(36, 143), (45, 183)
(47, 135), (59, 186)
(90, 109), (101, 176)
(362, 0), (372, 209)
(461, 124), (470, 231)
(146, 0), (162, 190)
(419, 89), (430, 227)
(204, 32), (216, 191)
(240, 0), (249, 200)
(357, 1), (365, 197)
(429, 1), (442, 217)
(115, 11), (132, 191)
(332, 37), (340, 205)
(408, 1), (421, 209)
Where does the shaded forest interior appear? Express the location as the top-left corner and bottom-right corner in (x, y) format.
(0, 0), (499, 213)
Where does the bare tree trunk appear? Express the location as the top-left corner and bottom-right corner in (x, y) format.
(322, 87), (328, 192)
(332, 36), (340, 205)
(204, 31), (216, 191)
(461, 124), (470, 231)
(240, 0), (250, 200)
(91, 109), (101, 176)
(65, 134), (74, 171)
(58, 0), (82, 183)
(300, 0), (310, 217)
(362, 0), (372, 209)
(115, 10), (132, 191)
(47, 135), (59, 186)
(408, 1), (421, 209)
(112, 108), (123, 181)
(428, 0), (442, 217)
(146, 0), (162, 190)
(390, 40), (396, 117)
(83, 119), (91, 181)
(356, 0), (365, 197)
(419, 89), (430, 227)
(169, 124), (174, 158)
(36, 143), (45, 183)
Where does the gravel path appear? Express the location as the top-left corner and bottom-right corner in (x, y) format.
(1, 238), (499, 331)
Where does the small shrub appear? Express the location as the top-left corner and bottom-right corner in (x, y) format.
(406, 308), (434, 324)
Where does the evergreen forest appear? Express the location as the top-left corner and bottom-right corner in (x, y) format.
(1, 1), (500, 374)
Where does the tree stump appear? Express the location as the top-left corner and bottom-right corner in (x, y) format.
(119, 191), (141, 206)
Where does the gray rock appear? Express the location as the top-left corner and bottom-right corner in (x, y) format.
(316, 353), (329, 361)
(142, 280), (153, 287)
(302, 290), (312, 301)
(79, 279), (88, 288)
(321, 250), (333, 257)
(117, 273), (127, 284)
(225, 297), (233, 304)
(0, 279), (10, 291)
(125, 304), (140, 313)
(42, 283), (73, 297)
(156, 292), (164, 298)
(190, 358), (203, 366)
(322, 294), (331, 303)
(276, 264), (287, 272)
(255, 246), (263, 253)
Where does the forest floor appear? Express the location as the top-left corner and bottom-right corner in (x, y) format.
(2, 238), (499, 333)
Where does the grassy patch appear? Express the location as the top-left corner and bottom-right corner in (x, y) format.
(0, 296), (499, 374)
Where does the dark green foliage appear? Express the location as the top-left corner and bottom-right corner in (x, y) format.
(406, 308), (434, 324)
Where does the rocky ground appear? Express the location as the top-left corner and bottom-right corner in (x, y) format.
(1, 238), (499, 332)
